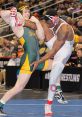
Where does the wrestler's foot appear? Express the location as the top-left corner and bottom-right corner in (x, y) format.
(10, 7), (17, 17)
(45, 104), (53, 116)
(55, 90), (68, 104)
(10, 7), (17, 27)
(0, 108), (7, 116)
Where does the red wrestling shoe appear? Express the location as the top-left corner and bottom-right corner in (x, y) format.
(45, 104), (53, 116)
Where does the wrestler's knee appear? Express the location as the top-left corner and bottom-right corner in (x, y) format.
(52, 62), (64, 70)
(49, 62), (65, 85)
(14, 83), (25, 93)
(49, 84), (57, 92)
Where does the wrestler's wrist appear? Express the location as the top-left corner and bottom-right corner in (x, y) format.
(0, 10), (1, 16)
(24, 19), (31, 26)
(24, 20), (27, 26)
(30, 16), (39, 24)
(38, 59), (43, 64)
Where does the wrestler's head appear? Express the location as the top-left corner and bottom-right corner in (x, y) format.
(19, 6), (30, 20)
(43, 9), (59, 28)
(23, 7), (30, 20)
(32, 7), (44, 19)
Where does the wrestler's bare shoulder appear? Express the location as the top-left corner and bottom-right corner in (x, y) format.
(40, 20), (47, 26)
(57, 23), (74, 41)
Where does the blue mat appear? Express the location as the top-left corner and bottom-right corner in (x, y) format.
(3, 99), (82, 117)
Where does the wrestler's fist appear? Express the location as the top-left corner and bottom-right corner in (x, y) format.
(30, 16), (45, 41)
(30, 16), (39, 24)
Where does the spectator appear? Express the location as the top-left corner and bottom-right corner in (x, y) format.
(17, 44), (24, 58)
(76, 48), (82, 67)
(7, 51), (20, 66)
(0, 69), (6, 86)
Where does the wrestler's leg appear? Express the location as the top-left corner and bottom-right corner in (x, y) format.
(42, 59), (65, 115)
(42, 59), (67, 104)
(45, 44), (73, 115)
(47, 62), (64, 101)
(45, 62), (65, 115)
(0, 73), (31, 115)
(55, 75), (68, 104)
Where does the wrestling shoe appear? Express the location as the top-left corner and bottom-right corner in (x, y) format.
(55, 90), (68, 104)
(45, 104), (53, 116)
(0, 108), (7, 116)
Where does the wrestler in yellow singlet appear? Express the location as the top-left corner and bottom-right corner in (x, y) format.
(19, 27), (48, 74)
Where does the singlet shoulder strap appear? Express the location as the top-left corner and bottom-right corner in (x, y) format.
(55, 22), (67, 34)
(55, 19), (74, 35)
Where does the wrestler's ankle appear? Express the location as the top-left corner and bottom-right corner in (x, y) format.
(0, 100), (5, 109)
(47, 100), (53, 105)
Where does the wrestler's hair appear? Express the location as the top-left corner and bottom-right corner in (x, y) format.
(18, 6), (30, 14)
(78, 48), (82, 52)
(43, 9), (57, 21)
(46, 9), (57, 16)
(31, 6), (44, 18)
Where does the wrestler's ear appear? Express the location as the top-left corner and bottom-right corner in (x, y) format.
(41, 15), (49, 21)
(51, 16), (57, 24)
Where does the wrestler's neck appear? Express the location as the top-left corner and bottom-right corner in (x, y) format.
(44, 18), (63, 42)
(50, 18), (63, 31)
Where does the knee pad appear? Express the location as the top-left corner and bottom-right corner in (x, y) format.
(49, 84), (56, 92)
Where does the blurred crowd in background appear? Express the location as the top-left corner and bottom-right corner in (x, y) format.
(0, 0), (82, 67)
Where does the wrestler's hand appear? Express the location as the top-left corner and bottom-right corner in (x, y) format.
(31, 60), (39, 72)
(10, 7), (17, 27)
(0, 8), (2, 16)
(30, 16), (45, 41)
(30, 16), (39, 24)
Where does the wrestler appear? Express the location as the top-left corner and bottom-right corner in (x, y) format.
(0, 7), (52, 115)
(31, 9), (74, 115)
(25, 11), (68, 104)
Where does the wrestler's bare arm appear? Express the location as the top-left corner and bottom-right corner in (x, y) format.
(0, 10), (10, 24)
(24, 16), (41, 30)
(79, 36), (82, 42)
(0, 9), (1, 16)
(24, 17), (45, 40)
(40, 20), (54, 40)
(24, 20), (37, 30)
(37, 25), (70, 63)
